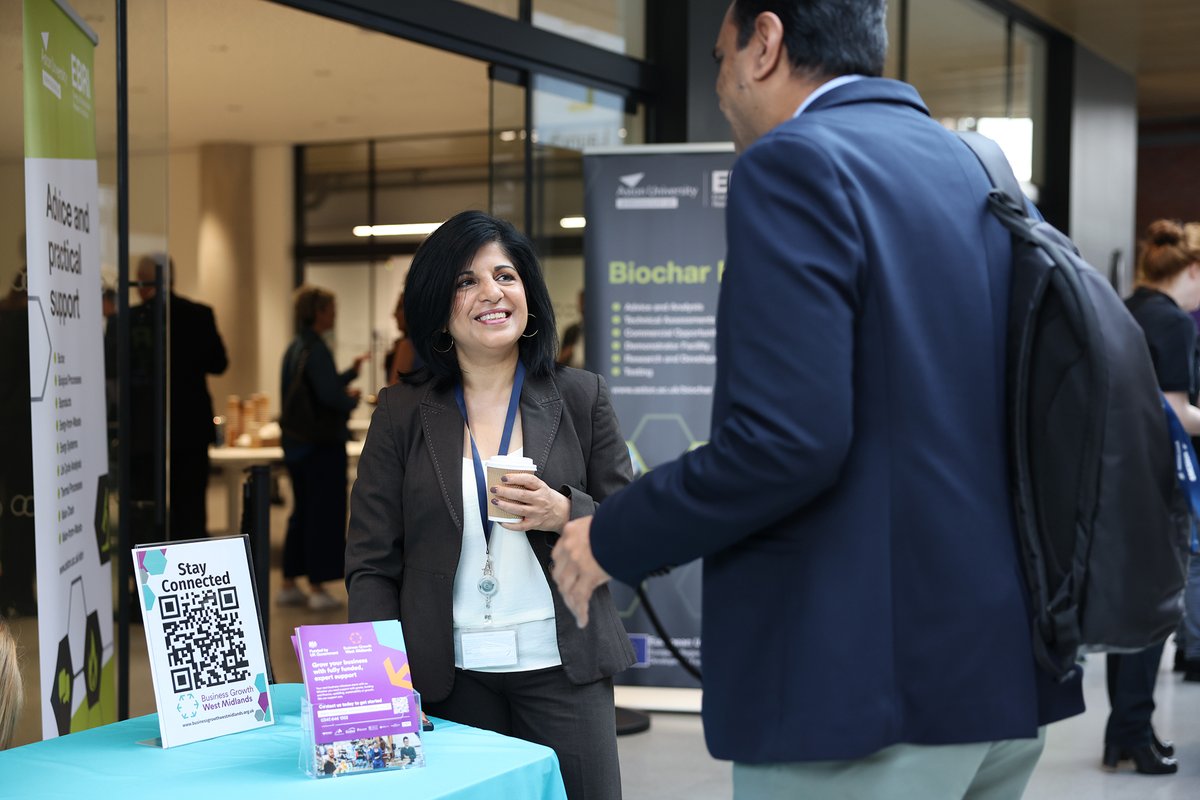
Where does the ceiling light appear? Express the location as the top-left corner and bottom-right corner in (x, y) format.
(499, 130), (517, 142)
(353, 223), (443, 237)
(559, 216), (586, 230)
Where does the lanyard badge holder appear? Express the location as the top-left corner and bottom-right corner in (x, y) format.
(454, 361), (526, 623)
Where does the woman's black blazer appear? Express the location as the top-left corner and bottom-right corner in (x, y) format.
(345, 366), (636, 702)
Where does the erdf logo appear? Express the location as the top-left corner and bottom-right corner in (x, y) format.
(709, 170), (730, 209)
(71, 53), (91, 99)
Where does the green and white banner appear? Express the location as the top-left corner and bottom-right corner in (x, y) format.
(23, 0), (114, 739)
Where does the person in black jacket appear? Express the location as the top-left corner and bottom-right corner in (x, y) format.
(0, 266), (35, 618)
(279, 285), (364, 611)
(132, 254), (229, 540)
(1107, 219), (1200, 776)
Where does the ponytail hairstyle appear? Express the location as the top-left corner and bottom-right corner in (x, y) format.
(1137, 219), (1200, 284)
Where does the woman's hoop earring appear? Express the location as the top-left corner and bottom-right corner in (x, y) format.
(522, 313), (539, 339)
(433, 330), (455, 353)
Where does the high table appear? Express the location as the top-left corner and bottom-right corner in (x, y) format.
(208, 440), (365, 533)
(0, 684), (567, 799)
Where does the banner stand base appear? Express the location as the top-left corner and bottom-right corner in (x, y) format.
(615, 706), (651, 736)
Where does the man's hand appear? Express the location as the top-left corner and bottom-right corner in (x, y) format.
(551, 516), (611, 628)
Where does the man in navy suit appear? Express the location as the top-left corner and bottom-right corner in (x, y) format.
(553, 1), (1084, 796)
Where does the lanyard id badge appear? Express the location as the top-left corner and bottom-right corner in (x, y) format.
(454, 361), (526, 621)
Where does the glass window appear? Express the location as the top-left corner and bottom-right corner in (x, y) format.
(490, 77), (527, 226)
(527, 74), (643, 342)
(906, 0), (1045, 198)
(302, 143), (370, 245)
(533, 0), (646, 59)
(374, 134), (490, 233)
(530, 74), (643, 242)
(907, 0), (1008, 123)
(1012, 22), (1048, 191)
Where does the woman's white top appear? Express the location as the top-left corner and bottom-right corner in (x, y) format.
(453, 448), (562, 672)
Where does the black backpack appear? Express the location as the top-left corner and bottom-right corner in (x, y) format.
(959, 132), (1190, 681)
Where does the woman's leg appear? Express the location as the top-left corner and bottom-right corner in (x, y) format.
(421, 668), (511, 734)
(507, 667), (621, 800)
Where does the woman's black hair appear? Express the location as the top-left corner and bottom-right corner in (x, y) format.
(402, 210), (559, 386)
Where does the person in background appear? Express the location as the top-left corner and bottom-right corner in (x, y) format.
(0, 617), (22, 750)
(384, 292), (418, 386)
(132, 253), (228, 539)
(345, 211), (634, 800)
(556, 289), (585, 369)
(1178, 220), (1200, 682)
(1104, 219), (1200, 775)
(550, 2), (1084, 798)
(278, 285), (365, 611)
(0, 265), (35, 618)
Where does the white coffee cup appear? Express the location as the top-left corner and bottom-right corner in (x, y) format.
(484, 454), (538, 522)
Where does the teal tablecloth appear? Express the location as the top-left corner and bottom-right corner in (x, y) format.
(0, 684), (567, 799)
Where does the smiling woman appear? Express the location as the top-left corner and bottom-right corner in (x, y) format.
(346, 210), (636, 800)
(401, 211), (559, 387)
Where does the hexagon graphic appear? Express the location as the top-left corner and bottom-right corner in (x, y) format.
(84, 611), (102, 708)
(177, 693), (199, 719)
(51, 636), (73, 736)
(138, 549), (168, 610)
(255, 672), (272, 722)
(626, 442), (648, 477)
(67, 580), (87, 684)
(628, 414), (698, 469)
(139, 548), (168, 575)
(26, 296), (52, 402)
(93, 473), (112, 565)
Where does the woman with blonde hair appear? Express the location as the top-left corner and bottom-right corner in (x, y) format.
(0, 618), (23, 749)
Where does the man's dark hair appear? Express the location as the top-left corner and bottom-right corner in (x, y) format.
(732, 0), (887, 79)
(403, 210), (559, 386)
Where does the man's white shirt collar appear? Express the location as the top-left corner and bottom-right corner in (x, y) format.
(793, 75), (867, 118)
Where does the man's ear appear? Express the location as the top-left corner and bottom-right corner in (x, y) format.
(750, 12), (787, 81)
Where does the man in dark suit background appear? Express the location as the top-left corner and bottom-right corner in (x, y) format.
(553, 2), (1084, 797)
(132, 253), (228, 540)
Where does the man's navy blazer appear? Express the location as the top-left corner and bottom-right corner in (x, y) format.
(591, 79), (1084, 763)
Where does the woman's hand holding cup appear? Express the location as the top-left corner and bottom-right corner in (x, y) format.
(489, 471), (570, 532)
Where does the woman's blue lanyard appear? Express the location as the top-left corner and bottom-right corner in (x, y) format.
(454, 360), (526, 555)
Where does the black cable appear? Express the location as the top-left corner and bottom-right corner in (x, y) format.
(635, 585), (702, 682)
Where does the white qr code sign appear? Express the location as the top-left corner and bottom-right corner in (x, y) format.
(134, 535), (273, 747)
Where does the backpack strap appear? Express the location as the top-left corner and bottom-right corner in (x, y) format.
(956, 132), (1027, 217)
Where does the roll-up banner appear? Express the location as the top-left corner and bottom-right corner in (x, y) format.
(23, 0), (114, 739)
(583, 145), (734, 697)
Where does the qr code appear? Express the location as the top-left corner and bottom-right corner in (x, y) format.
(160, 587), (250, 693)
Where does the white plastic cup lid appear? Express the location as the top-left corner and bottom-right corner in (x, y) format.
(485, 454), (537, 471)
